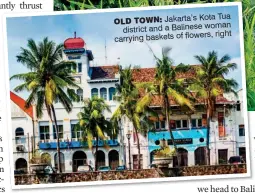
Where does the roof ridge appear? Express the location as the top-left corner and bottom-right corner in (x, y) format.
(10, 91), (33, 119)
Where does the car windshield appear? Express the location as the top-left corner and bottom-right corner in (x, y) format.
(229, 157), (241, 162)
(99, 166), (109, 170)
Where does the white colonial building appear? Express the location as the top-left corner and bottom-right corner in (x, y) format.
(11, 34), (246, 173)
(11, 92), (35, 173)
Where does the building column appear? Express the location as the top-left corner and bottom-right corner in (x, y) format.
(118, 149), (123, 166)
(63, 119), (70, 141)
(65, 150), (73, 172)
(105, 150), (109, 166)
(50, 151), (56, 170)
(49, 121), (53, 141)
(188, 151), (194, 166)
(210, 145), (217, 165)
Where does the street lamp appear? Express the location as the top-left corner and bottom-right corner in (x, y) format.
(223, 104), (226, 136)
(126, 130), (131, 170)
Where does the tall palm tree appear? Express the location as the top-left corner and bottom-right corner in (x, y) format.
(76, 97), (113, 171)
(112, 65), (155, 170)
(137, 47), (194, 166)
(189, 51), (238, 165)
(10, 37), (80, 173)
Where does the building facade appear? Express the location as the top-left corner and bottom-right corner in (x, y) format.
(11, 34), (246, 173)
(11, 92), (34, 173)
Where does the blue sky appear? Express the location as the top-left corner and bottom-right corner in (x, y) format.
(6, 5), (243, 99)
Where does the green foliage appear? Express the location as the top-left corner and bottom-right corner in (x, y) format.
(154, 146), (176, 158)
(138, 46), (195, 110)
(112, 65), (155, 169)
(112, 65), (155, 135)
(53, 0), (255, 111)
(76, 97), (114, 149)
(10, 37), (80, 118)
(189, 51), (238, 117)
(137, 47), (194, 165)
(30, 151), (51, 164)
(243, 1), (255, 111)
(11, 38), (81, 173)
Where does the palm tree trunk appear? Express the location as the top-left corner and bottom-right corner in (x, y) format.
(51, 104), (62, 173)
(164, 94), (179, 167)
(95, 134), (98, 171)
(205, 100), (212, 166)
(206, 116), (211, 165)
(134, 127), (141, 169)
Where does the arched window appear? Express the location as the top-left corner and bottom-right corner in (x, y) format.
(91, 88), (98, 99)
(195, 147), (206, 165)
(15, 128), (24, 136)
(77, 89), (83, 102)
(109, 87), (116, 101)
(174, 148), (188, 167)
(100, 88), (107, 100)
(72, 151), (87, 172)
(109, 150), (119, 170)
(15, 158), (28, 173)
(15, 128), (25, 144)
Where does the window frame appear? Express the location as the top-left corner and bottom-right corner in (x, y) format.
(100, 87), (107, 100)
(109, 87), (116, 101)
(77, 89), (83, 102)
(39, 125), (50, 141)
(71, 124), (83, 139)
(78, 63), (82, 73)
(239, 125), (245, 136)
(15, 128), (25, 144)
(91, 88), (98, 98)
(53, 125), (64, 140)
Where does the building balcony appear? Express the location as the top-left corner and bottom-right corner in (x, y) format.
(38, 139), (119, 150)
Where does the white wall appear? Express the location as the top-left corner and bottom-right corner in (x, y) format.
(11, 101), (34, 171)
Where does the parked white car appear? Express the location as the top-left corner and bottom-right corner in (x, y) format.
(77, 165), (93, 172)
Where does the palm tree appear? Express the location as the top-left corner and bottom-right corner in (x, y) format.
(76, 97), (113, 171)
(137, 47), (194, 166)
(189, 51), (238, 165)
(10, 37), (80, 173)
(112, 65), (155, 170)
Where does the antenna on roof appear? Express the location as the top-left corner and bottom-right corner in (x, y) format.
(117, 57), (120, 65)
(74, 31), (76, 38)
(105, 39), (107, 65)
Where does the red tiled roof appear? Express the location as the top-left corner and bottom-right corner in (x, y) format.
(215, 95), (234, 104)
(146, 94), (234, 106)
(10, 91), (33, 118)
(131, 66), (233, 105)
(131, 67), (196, 82)
(89, 64), (233, 105)
(91, 65), (119, 80)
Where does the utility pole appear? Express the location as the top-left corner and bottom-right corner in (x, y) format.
(27, 133), (30, 161)
(223, 104), (226, 137)
(27, 133), (30, 174)
(31, 135), (34, 157)
(105, 39), (107, 65)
